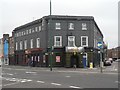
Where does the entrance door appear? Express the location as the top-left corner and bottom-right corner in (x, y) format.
(70, 55), (79, 68)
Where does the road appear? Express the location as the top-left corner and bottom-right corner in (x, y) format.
(1, 61), (119, 89)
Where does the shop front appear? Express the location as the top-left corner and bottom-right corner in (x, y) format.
(25, 48), (44, 67)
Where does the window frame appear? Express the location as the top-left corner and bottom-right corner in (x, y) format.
(30, 39), (33, 48)
(55, 23), (61, 30)
(24, 40), (27, 50)
(81, 36), (88, 47)
(68, 36), (75, 47)
(69, 23), (74, 30)
(54, 36), (62, 47)
(82, 23), (87, 30)
(36, 38), (40, 48)
(20, 41), (23, 50)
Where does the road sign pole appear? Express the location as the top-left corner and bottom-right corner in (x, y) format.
(97, 41), (103, 73)
(100, 49), (103, 73)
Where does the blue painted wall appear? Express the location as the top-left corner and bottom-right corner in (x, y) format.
(4, 39), (9, 59)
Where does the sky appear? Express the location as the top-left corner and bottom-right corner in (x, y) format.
(0, 0), (119, 49)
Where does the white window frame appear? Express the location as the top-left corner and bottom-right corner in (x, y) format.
(16, 42), (18, 50)
(81, 36), (88, 47)
(32, 28), (34, 33)
(24, 40), (27, 49)
(55, 23), (61, 30)
(35, 27), (38, 32)
(20, 41), (23, 50)
(36, 38), (40, 48)
(30, 39), (33, 48)
(26, 30), (28, 34)
(21, 32), (24, 36)
(68, 36), (75, 47)
(69, 23), (74, 30)
(82, 23), (87, 30)
(54, 36), (62, 47)
(29, 29), (31, 34)
(39, 26), (41, 31)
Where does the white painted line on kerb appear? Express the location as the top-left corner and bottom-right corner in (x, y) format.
(51, 83), (61, 86)
(37, 81), (45, 83)
(69, 86), (81, 89)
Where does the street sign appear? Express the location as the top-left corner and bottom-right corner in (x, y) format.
(97, 42), (103, 49)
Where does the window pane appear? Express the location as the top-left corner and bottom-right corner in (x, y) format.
(56, 23), (61, 29)
(69, 23), (74, 30)
(68, 36), (75, 47)
(82, 23), (87, 30)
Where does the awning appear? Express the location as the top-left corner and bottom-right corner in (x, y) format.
(66, 46), (84, 52)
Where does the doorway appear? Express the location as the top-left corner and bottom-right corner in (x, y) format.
(70, 54), (79, 68)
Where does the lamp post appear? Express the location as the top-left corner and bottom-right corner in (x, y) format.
(49, 0), (52, 71)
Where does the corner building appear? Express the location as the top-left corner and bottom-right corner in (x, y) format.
(13, 15), (103, 68)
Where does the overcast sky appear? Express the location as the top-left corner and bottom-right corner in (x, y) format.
(0, 0), (119, 49)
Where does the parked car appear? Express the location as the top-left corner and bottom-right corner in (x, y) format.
(104, 60), (111, 66)
(115, 59), (120, 62)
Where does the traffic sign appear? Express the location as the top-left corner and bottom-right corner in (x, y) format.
(97, 42), (103, 49)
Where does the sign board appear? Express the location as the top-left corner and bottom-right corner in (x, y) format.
(56, 56), (60, 62)
(97, 42), (103, 49)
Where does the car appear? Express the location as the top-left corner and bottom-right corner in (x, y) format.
(115, 59), (120, 62)
(104, 60), (111, 66)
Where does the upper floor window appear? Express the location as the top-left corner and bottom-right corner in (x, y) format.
(36, 38), (40, 48)
(69, 23), (74, 30)
(19, 32), (21, 36)
(21, 32), (24, 36)
(24, 40), (27, 49)
(15, 42), (18, 50)
(20, 41), (23, 50)
(68, 36), (75, 47)
(35, 27), (38, 32)
(55, 23), (61, 30)
(39, 26), (41, 31)
(29, 29), (31, 34)
(23, 31), (26, 35)
(26, 30), (28, 34)
(32, 28), (35, 33)
(30, 39), (33, 48)
(54, 36), (62, 47)
(81, 36), (88, 47)
(82, 23), (87, 30)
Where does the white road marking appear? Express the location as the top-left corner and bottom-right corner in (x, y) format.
(115, 81), (120, 83)
(3, 82), (18, 86)
(7, 73), (13, 76)
(27, 80), (32, 82)
(26, 72), (36, 74)
(37, 81), (45, 83)
(9, 79), (16, 82)
(51, 83), (61, 86)
(65, 76), (71, 78)
(20, 80), (27, 83)
(69, 85), (82, 89)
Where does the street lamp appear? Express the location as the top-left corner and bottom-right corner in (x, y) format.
(49, 0), (52, 71)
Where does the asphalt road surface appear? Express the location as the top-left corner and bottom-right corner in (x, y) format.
(1, 62), (119, 89)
